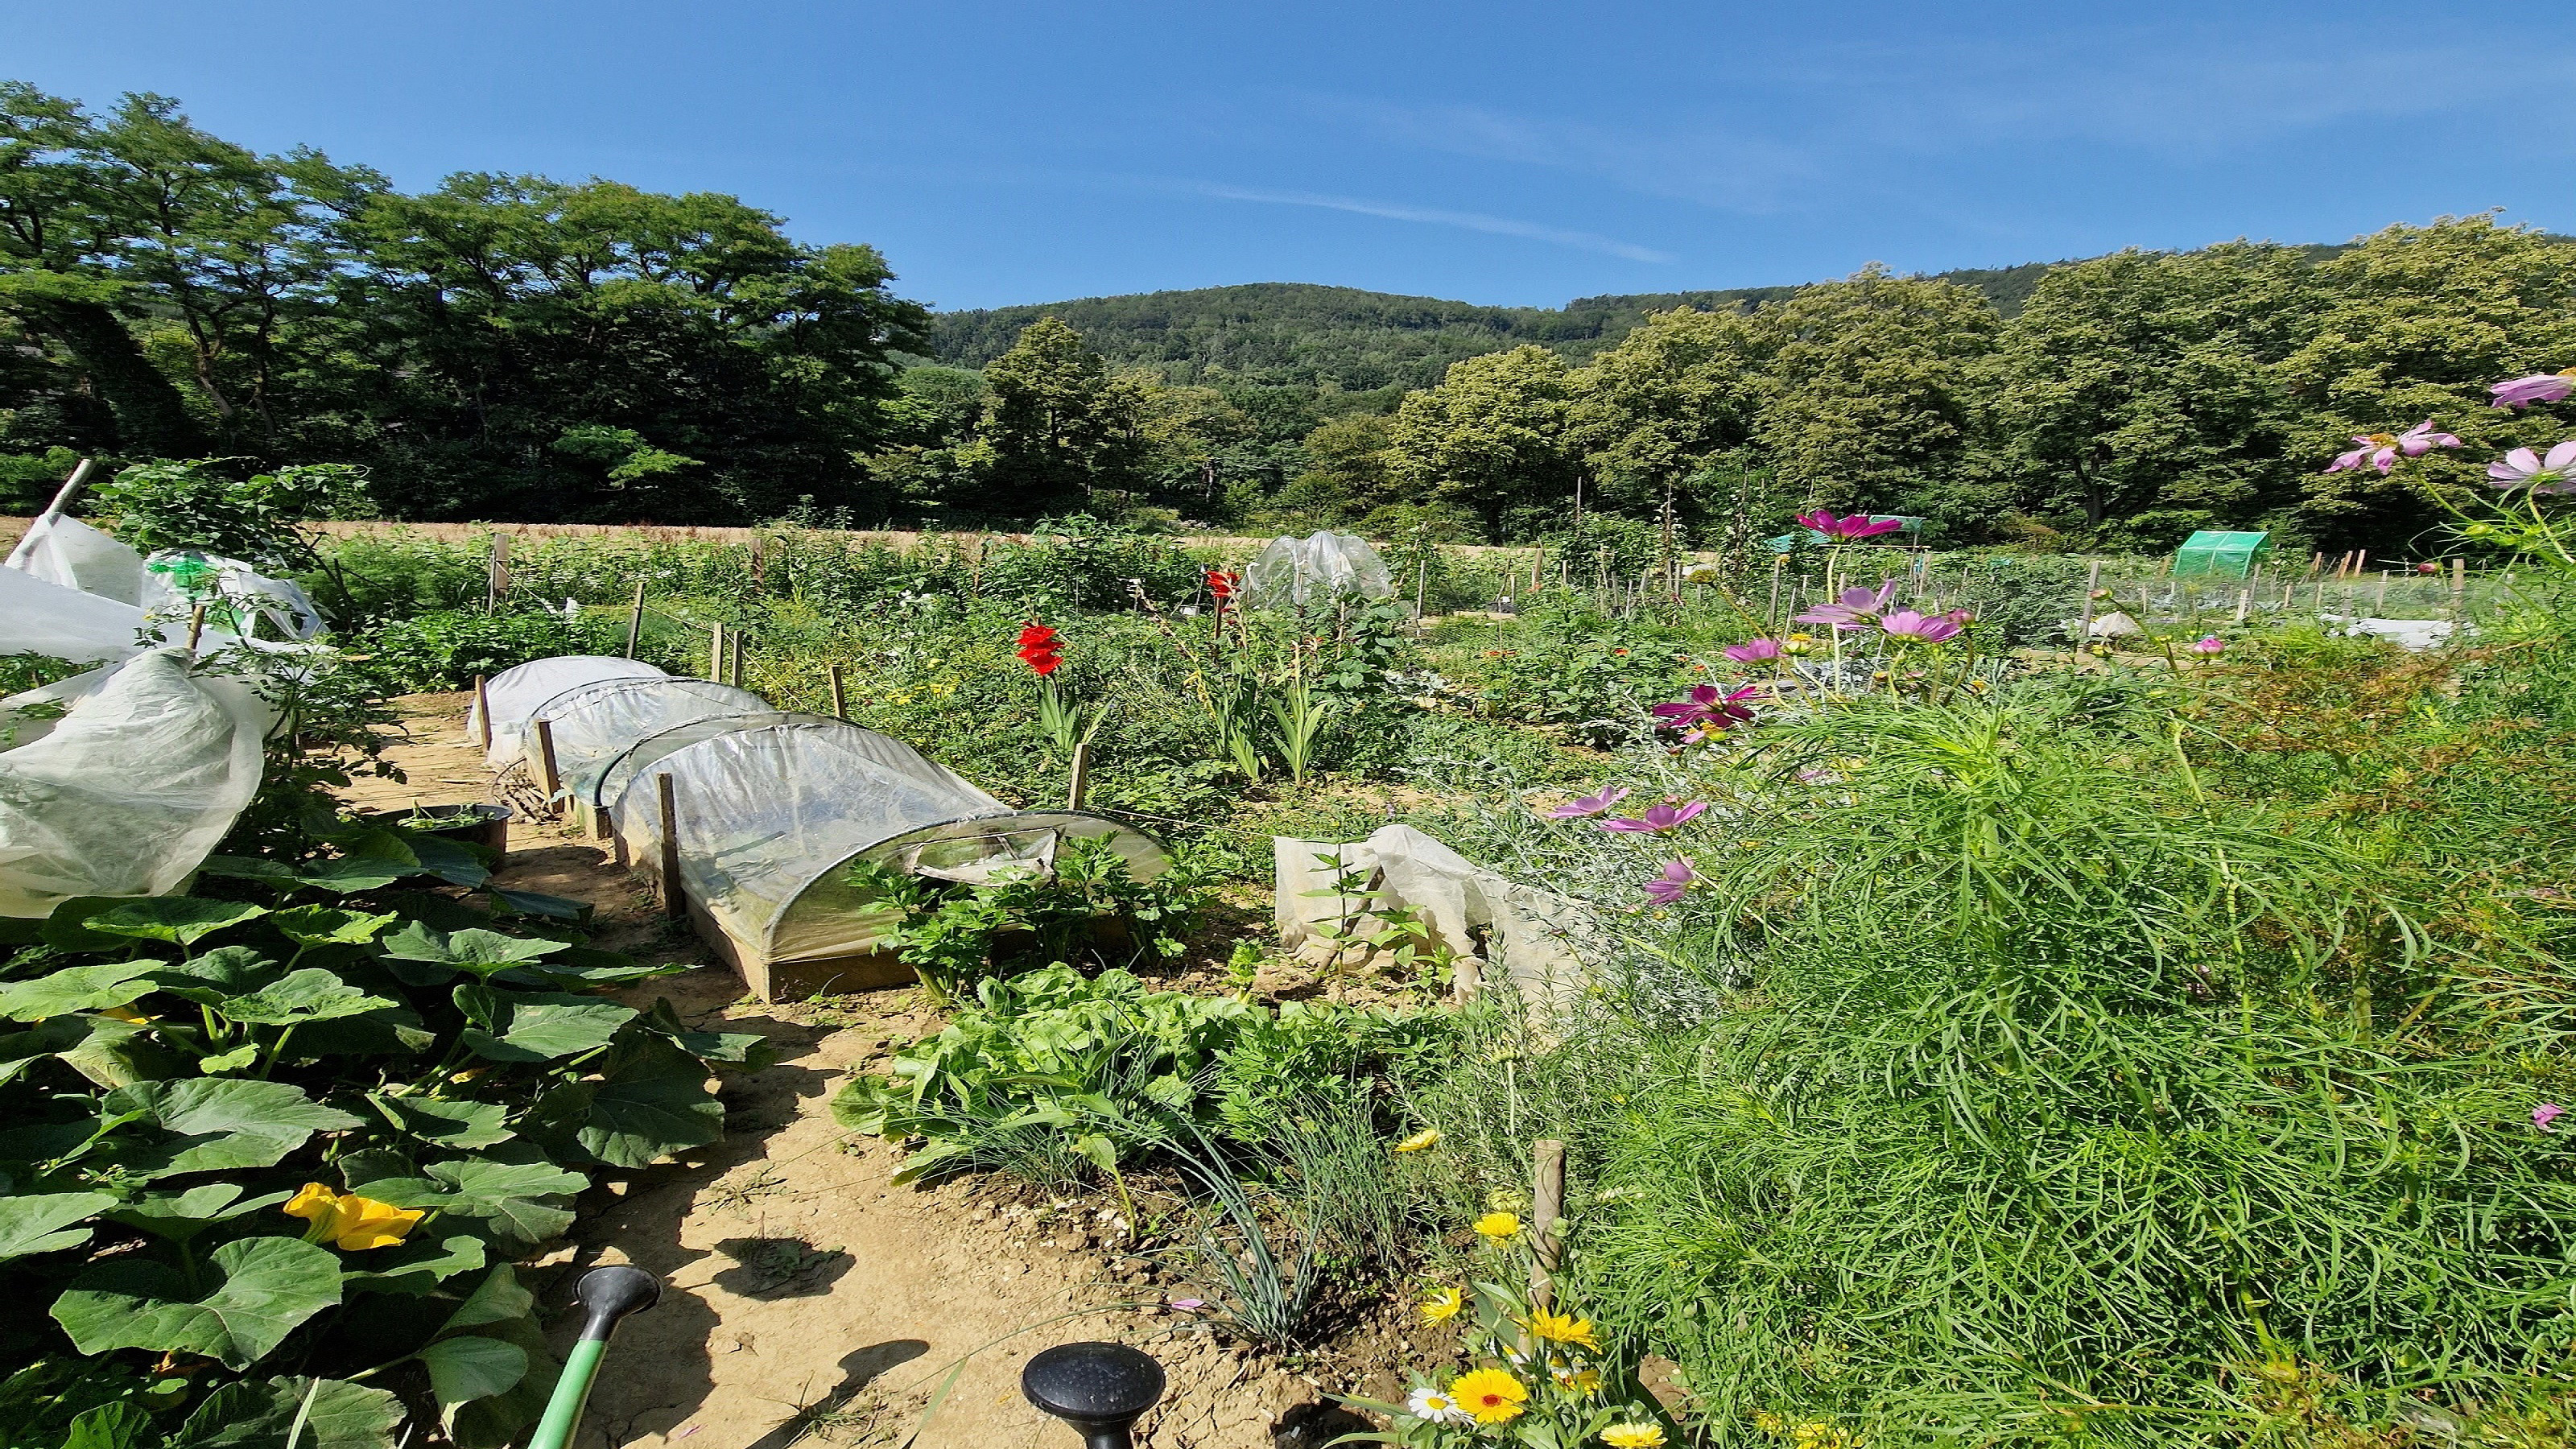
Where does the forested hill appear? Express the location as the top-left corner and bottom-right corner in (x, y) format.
(925, 261), (2072, 390)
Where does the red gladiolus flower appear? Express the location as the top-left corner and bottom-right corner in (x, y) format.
(1017, 623), (1063, 676)
(1206, 568), (1239, 601)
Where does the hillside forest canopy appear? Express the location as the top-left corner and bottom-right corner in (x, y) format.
(7, 80), (2576, 554)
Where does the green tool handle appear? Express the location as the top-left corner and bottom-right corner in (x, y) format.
(528, 1336), (610, 1449)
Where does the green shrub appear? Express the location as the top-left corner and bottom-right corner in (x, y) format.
(830, 963), (1449, 1185)
(351, 608), (629, 694)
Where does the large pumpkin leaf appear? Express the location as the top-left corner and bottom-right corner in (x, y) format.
(342, 1232), (487, 1296)
(347, 1155), (587, 1249)
(104, 1078), (363, 1178)
(453, 984), (635, 1063)
(149, 947), (285, 1005)
(0, 1191), (114, 1261)
(640, 997), (777, 1069)
(418, 1335), (528, 1414)
(217, 969), (396, 1026)
(52, 1236), (343, 1370)
(0, 961), (167, 1022)
(171, 1376), (405, 1449)
(538, 1035), (723, 1169)
(61, 1402), (149, 1449)
(2, 1014), (169, 1090)
(287, 1006), (435, 1059)
(381, 924), (568, 983)
(270, 907), (399, 950)
(81, 898), (269, 946)
(365, 1092), (514, 1150)
(510, 946), (690, 987)
(436, 1268), (557, 1448)
(105, 1183), (291, 1243)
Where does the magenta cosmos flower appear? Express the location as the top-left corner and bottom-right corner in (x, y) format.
(1724, 638), (1783, 663)
(1794, 580), (1899, 631)
(1878, 609), (1963, 643)
(2487, 440), (2576, 493)
(1545, 785), (1630, 819)
(2490, 371), (2576, 409)
(1650, 684), (1758, 742)
(1795, 510), (1905, 540)
(2537, 1103), (2566, 1132)
(1643, 858), (1697, 904)
(2328, 421), (2461, 475)
(2189, 635), (2227, 656)
(1602, 801), (1707, 833)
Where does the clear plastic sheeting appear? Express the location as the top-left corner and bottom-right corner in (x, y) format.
(610, 720), (1166, 985)
(592, 712), (836, 809)
(0, 649), (269, 917)
(518, 678), (767, 803)
(141, 551), (327, 641)
(473, 656), (666, 767)
(1274, 824), (1592, 1013)
(1241, 531), (1395, 608)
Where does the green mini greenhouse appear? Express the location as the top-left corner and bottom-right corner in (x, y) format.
(2170, 530), (2274, 579)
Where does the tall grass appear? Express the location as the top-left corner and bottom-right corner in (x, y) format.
(1546, 691), (2576, 1443)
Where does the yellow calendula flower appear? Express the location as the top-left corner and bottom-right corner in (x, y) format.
(1550, 1364), (1602, 1395)
(1472, 1212), (1521, 1241)
(1604, 1426), (1667, 1448)
(1392, 1128), (1441, 1154)
(283, 1183), (424, 1250)
(1525, 1307), (1599, 1352)
(1447, 1368), (1527, 1426)
(1419, 1286), (1463, 1323)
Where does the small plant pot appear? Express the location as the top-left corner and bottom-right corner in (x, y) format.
(368, 802), (510, 857)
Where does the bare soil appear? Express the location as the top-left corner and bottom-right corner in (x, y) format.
(351, 695), (1405, 1449)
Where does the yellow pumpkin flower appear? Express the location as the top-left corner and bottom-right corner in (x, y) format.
(1525, 1307), (1599, 1352)
(1419, 1286), (1463, 1323)
(1392, 1128), (1441, 1154)
(283, 1183), (424, 1250)
(1447, 1368), (1527, 1426)
(1604, 1426), (1667, 1448)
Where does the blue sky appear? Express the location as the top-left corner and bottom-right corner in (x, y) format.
(6, 1), (2571, 312)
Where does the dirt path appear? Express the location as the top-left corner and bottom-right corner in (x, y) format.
(356, 696), (1347, 1449)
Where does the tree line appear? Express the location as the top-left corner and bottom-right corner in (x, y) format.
(6, 80), (2572, 553)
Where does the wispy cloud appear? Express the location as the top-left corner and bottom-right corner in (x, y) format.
(1191, 181), (1674, 262)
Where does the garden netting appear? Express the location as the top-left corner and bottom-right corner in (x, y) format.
(0, 648), (270, 917)
(473, 655), (666, 766)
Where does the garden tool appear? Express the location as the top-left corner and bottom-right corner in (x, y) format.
(527, 1265), (663, 1449)
(1022, 1341), (1166, 1448)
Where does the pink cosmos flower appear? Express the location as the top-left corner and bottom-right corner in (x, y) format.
(1546, 786), (1631, 819)
(1724, 638), (1783, 663)
(1602, 801), (1707, 833)
(2487, 440), (2576, 493)
(2328, 421), (2462, 474)
(1643, 858), (1697, 905)
(1878, 609), (1963, 643)
(1650, 684), (1758, 742)
(2189, 636), (2227, 656)
(1794, 580), (1900, 631)
(1794, 510), (1906, 540)
(2490, 371), (2576, 409)
(2537, 1103), (2565, 1133)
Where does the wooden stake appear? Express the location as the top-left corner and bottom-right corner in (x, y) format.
(2234, 587), (2252, 623)
(590, 803), (611, 842)
(185, 605), (208, 653)
(2450, 557), (2468, 620)
(625, 578), (646, 658)
(532, 718), (561, 818)
(1067, 741), (1091, 810)
(2076, 559), (2102, 651)
(486, 533), (510, 613)
(473, 675), (492, 748)
(1530, 1139), (1567, 1312)
(729, 630), (744, 687)
(828, 663), (846, 720)
(708, 621), (724, 680)
(656, 773), (684, 918)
